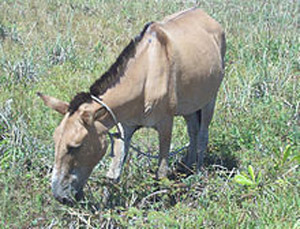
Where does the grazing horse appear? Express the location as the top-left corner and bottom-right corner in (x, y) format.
(38, 8), (226, 205)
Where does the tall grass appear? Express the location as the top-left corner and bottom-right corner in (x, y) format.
(0, 0), (299, 227)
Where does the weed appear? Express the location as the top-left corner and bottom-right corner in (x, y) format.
(45, 35), (77, 66)
(0, 23), (22, 43)
(1, 57), (39, 86)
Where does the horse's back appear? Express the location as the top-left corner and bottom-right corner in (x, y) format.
(162, 8), (223, 36)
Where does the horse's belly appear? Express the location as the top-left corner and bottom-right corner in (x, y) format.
(175, 70), (223, 115)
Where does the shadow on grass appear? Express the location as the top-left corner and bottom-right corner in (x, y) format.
(173, 140), (240, 178)
(204, 144), (240, 171)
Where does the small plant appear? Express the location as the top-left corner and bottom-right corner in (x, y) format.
(234, 165), (262, 189)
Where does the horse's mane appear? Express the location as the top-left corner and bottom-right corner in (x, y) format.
(68, 92), (92, 115)
(68, 22), (153, 115)
(90, 21), (153, 96)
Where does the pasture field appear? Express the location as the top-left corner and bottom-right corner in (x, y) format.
(0, 0), (299, 228)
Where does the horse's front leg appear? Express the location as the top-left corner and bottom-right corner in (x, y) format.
(106, 125), (137, 182)
(155, 117), (173, 179)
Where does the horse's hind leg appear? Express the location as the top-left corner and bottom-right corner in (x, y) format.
(196, 96), (217, 170)
(181, 96), (217, 172)
(181, 113), (200, 171)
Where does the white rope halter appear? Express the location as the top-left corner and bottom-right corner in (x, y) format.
(90, 95), (124, 139)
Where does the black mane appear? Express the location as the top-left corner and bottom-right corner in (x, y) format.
(90, 21), (153, 96)
(68, 22), (153, 115)
(68, 92), (92, 115)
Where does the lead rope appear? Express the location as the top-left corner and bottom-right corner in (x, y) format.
(91, 95), (188, 159)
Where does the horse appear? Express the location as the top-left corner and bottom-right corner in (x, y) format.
(38, 8), (226, 205)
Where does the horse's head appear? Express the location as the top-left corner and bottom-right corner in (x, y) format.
(38, 92), (108, 205)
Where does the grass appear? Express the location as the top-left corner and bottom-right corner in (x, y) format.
(0, 0), (299, 228)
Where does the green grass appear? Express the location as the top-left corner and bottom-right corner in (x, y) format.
(0, 0), (299, 228)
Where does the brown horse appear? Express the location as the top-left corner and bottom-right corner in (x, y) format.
(39, 8), (226, 205)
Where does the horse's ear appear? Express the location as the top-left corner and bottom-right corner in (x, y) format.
(80, 110), (93, 126)
(37, 92), (69, 115)
(78, 104), (106, 126)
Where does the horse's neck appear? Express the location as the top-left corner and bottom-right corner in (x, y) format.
(100, 59), (147, 126)
(95, 37), (156, 129)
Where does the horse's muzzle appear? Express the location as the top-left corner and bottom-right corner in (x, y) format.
(52, 180), (84, 205)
